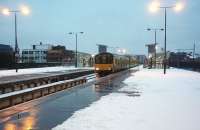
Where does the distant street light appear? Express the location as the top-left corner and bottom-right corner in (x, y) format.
(68, 32), (84, 68)
(148, 1), (185, 74)
(147, 28), (164, 68)
(1, 6), (30, 72)
(116, 48), (127, 55)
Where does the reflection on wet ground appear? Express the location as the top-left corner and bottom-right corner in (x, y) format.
(95, 81), (141, 97)
(95, 70), (141, 97)
(0, 69), (139, 130)
(3, 109), (37, 130)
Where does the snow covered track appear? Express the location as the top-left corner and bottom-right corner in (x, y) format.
(0, 74), (96, 110)
(0, 66), (93, 78)
(53, 68), (200, 130)
(0, 69), (94, 94)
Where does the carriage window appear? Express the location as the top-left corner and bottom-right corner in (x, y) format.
(95, 56), (100, 64)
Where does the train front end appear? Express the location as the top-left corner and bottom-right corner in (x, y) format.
(94, 53), (114, 76)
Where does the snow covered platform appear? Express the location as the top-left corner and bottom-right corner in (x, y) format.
(0, 66), (93, 78)
(0, 66), (94, 94)
(0, 66), (93, 84)
(53, 68), (200, 130)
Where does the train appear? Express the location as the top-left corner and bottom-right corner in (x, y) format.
(94, 52), (138, 75)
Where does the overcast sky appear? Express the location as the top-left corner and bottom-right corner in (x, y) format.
(0, 0), (199, 55)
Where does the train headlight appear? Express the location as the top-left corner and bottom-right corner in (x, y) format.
(95, 68), (100, 70)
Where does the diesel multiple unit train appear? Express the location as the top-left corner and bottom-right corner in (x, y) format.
(94, 52), (138, 75)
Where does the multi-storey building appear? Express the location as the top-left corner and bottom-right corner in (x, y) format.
(135, 55), (147, 64)
(22, 42), (52, 63)
(47, 45), (68, 63)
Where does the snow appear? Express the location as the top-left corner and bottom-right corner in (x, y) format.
(0, 66), (93, 78)
(0, 74), (95, 99)
(52, 68), (200, 130)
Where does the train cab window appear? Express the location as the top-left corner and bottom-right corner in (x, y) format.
(95, 56), (100, 64)
(95, 54), (113, 64)
(102, 55), (107, 64)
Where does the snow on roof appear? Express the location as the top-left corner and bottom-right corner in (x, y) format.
(53, 68), (200, 130)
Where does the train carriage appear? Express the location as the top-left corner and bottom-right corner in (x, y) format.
(94, 52), (137, 76)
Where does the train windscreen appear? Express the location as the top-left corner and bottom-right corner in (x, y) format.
(95, 54), (113, 64)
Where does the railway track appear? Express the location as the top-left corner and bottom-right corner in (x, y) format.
(0, 68), (138, 111)
(0, 69), (94, 94)
(0, 70), (95, 110)
(0, 68), (139, 128)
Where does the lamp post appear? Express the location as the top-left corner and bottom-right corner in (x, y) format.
(147, 28), (164, 68)
(68, 32), (84, 68)
(148, 1), (184, 74)
(2, 6), (30, 72)
(148, 54), (153, 69)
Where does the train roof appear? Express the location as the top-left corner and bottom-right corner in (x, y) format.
(95, 52), (135, 58)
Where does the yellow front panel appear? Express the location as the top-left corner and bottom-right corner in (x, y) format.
(95, 64), (113, 71)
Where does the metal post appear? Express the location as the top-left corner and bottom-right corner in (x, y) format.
(193, 42), (195, 60)
(14, 12), (19, 73)
(75, 33), (78, 68)
(164, 8), (167, 74)
(154, 30), (157, 68)
(128, 56), (130, 69)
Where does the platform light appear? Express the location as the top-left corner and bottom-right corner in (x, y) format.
(149, 54), (153, 58)
(68, 32), (84, 68)
(1, 5), (31, 73)
(174, 2), (184, 12)
(149, 1), (160, 13)
(122, 49), (126, 54)
(155, 45), (159, 50)
(117, 49), (121, 53)
(2, 8), (10, 15)
(20, 5), (30, 15)
(148, 1), (185, 74)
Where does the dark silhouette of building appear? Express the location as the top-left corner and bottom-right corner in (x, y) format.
(0, 44), (14, 68)
(47, 45), (74, 63)
(169, 52), (191, 67)
(97, 44), (107, 53)
(135, 55), (147, 64)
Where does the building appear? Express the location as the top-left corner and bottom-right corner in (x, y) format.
(47, 45), (92, 66)
(47, 45), (69, 63)
(22, 42), (52, 63)
(169, 52), (192, 67)
(0, 44), (14, 68)
(22, 42), (93, 66)
(97, 44), (107, 53)
(77, 52), (92, 67)
(135, 55), (147, 64)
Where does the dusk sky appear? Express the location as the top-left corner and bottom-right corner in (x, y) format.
(0, 0), (199, 55)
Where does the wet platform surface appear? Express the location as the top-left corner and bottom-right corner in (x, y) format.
(0, 70), (133, 130)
